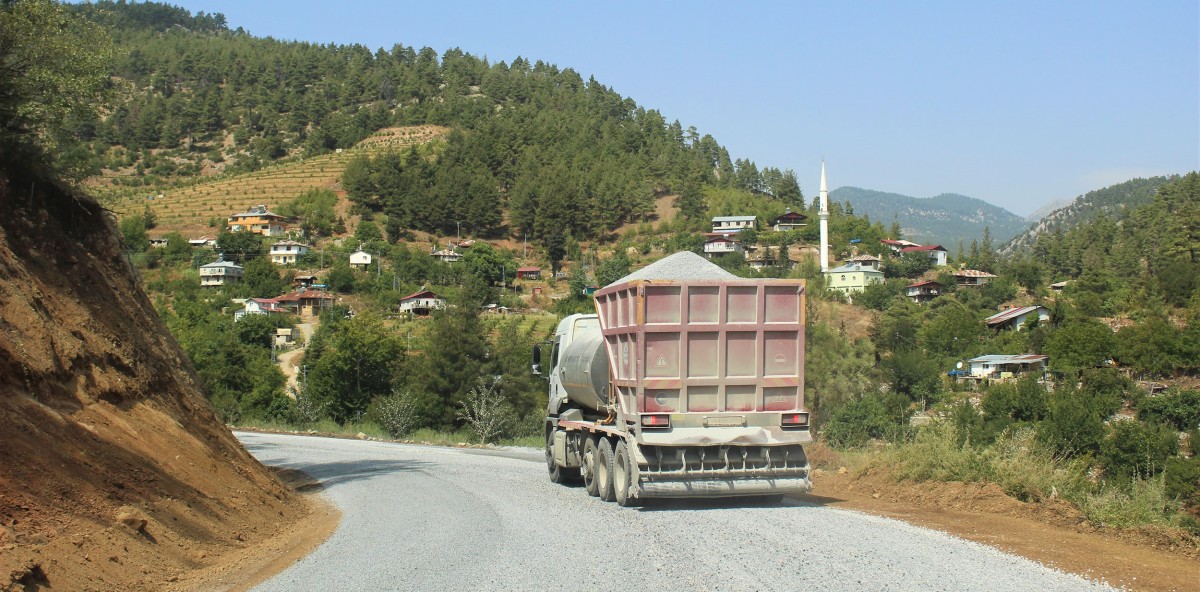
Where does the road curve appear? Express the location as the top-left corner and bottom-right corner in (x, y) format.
(238, 432), (1113, 592)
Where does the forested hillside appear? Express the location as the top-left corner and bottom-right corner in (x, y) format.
(831, 186), (1028, 249)
(68, 0), (804, 266)
(1002, 176), (1177, 255)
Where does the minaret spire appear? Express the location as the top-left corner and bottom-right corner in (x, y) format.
(819, 160), (830, 272)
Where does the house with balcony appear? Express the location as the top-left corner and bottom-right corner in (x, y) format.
(234, 297), (285, 321)
(845, 254), (882, 271)
(516, 267), (542, 280)
(711, 215), (757, 235)
(953, 269), (997, 286)
(399, 290), (446, 316)
(269, 241), (309, 265)
(199, 258), (243, 287)
(275, 290), (336, 317)
(771, 210), (808, 231)
(905, 280), (943, 303)
(703, 235), (744, 258)
(227, 205), (286, 237)
(431, 248), (462, 263)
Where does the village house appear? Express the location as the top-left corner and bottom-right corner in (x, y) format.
(350, 250), (372, 270)
(953, 269), (997, 287)
(228, 205), (286, 237)
(293, 274), (318, 289)
(275, 290), (336, 317)
(1050, 280), (1070, 292)
(711, 215), (758, 235)
(703, 235), (743, 258)
(234, 297), (284, 321)
(771, 210), (808, 231)
(962, 354), (1048, 382)
(431, 248), (462, 263)
(188, 236), (217, 248)
(516, 266), (542, 280)
(199, 258), (242, 287)
(845, 253), (882, 271)
(274, 327), (296, 348)
(984, 305), (1050, 331)
(880, 238), (921, 254)
(905, 280), (943, 303)
(148, 237), (168, 248)
(399, 290), (446, 316)
(269, 240), (309, 265)
(824, 262), (884, 296)
(899, 244), (948, 267)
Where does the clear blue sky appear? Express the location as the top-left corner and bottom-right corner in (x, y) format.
(162, 0), (1197, 216)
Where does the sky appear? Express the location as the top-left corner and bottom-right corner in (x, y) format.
(158, 0), (1197, 217)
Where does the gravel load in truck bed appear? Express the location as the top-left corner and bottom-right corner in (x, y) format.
(611, 251), (738, 285)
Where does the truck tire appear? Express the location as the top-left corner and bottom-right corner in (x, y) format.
(596, 438), (615, 502)
(582, 437), (600, 497)
(546, 429), (574, 484)
(614, 440), (640, 507)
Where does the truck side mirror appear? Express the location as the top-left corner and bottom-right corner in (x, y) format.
(531, 344), (542, 375)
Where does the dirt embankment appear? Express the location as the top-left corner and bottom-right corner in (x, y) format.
(0, 167), (323, 591)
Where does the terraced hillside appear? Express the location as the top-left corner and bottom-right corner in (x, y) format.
(109, 125), (447, 238)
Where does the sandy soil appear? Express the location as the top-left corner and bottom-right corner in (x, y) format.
(805, 466), (1199, 591)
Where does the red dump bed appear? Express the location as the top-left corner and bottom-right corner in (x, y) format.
(593, 279), (806, 420)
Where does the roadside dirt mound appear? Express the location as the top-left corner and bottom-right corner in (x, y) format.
(0, 167), (308, 591)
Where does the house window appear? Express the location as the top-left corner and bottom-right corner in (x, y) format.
(840, 275), (846, 280)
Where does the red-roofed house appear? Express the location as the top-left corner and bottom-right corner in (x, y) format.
(276, 290), (335, 316)
(899, 244), (948, 267)
(880, 239), (921, 254)
(517, 266), (542, 280)
(905, 280), (944, 303)
(984, 305), (1049, 331)
(399, 290), (446, 316)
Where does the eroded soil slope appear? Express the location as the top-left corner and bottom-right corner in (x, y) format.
(0, 168), (305, 591)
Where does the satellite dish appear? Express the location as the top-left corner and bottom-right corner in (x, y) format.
(956, 362), (963, 369)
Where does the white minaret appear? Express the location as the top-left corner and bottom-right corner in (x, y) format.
(819, 160), (830, 272)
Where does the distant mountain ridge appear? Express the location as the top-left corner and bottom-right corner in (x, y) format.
(830, 186), (1029, 250)
(1001, 176), (1179, 255)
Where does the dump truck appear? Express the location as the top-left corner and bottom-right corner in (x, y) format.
(537, 252), (812, 506)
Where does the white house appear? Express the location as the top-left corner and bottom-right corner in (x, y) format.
(771, 210), (808, 231)
(711, 215), (757, 235)
(399, 290), (446, 316)
(703, 235), (743, 258)
(199, 258), (243, 287)
(984, 305), (1050, 331)
(234, 297), (284, 321)
(899, 244), (948, 267)
(965, 354), (1048, 381)
(845, 254), (882, 271)
(880, 238), (921, 254)
(431, 249), (462, 263)
(269, 241), (309, 265)
(350, 250), (372, 270)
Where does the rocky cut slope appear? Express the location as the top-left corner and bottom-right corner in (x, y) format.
(0, 166), (305, 591)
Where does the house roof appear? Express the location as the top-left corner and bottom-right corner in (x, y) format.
(773, 211), (808, 222)
(953, 269), (997, 278)
(276, 290), (334, 303)
(401, 290), (442, 301)
(431, 249), (460, 257)
(900, 244), (946, 253)
(270, 240), (308, 250)
(984, 306), (1047, 326)
(712, 215), (757, 223)
(906, 280), (943, 288)
(200, 259), (242, 270)
(230, 205), (283, 219)
(1049, 280), (1070, 288)
(881, 239), (920, 247)
(705, 235), (738, 243)
(847, 254), (881, 262)
(968, 354), (1048, 365)
(826, 263), (884, 274)
(517, 266), (541, 273)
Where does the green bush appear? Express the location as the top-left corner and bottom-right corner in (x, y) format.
(822, 393), (910, 448)
(1164, 457), (1200, 508)
(1037, 384), (1105, 457)
(1138, 388), (1200, 431)
(1100, 420), (1179, 480)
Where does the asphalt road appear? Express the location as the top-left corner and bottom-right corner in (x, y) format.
(238, 432), (1114, 592)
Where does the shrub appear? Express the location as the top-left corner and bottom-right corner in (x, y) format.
(1037, 384), (1105, 457)
(1164, 457), (1200, 508)
(458, 379), (518, 444)
(1138, 388), (1200, 431)
(1078, 477), (1176, 528)
(1100, 420), (1179, 480)
(822, 393), (910, 448)
(372, 390), (421, 438)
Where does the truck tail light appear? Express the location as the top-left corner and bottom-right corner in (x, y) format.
(641, 414), (671, 429)
(781, 412), (809, 428)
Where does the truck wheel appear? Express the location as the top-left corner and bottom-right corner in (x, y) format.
(596, 438), (615, 502)
(546, 429), (569, 484)
(582, 437), (600, 497)
(614, 440), (640, 507)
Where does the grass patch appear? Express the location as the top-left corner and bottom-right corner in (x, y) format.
(232, 418), (541, 448)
